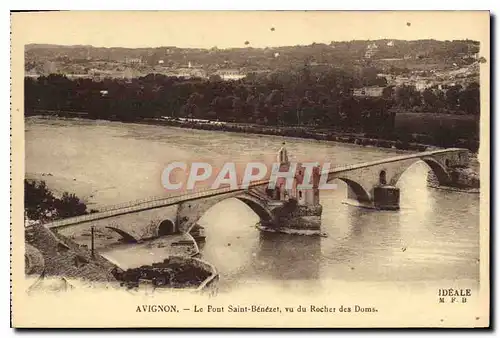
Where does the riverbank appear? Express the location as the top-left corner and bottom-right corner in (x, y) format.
(25, 224), (218, 293)
(24, 178), (218, 293)
(141, 118), (435, 152)
(29, 114), (475, 153)
(145, 116), (479, 152)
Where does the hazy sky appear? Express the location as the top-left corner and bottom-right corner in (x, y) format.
(13, 11), (489, 49)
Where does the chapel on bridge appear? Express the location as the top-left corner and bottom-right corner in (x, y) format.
(272, 142), (320, 206)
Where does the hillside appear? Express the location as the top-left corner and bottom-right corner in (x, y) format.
(25, 39), (481, 76)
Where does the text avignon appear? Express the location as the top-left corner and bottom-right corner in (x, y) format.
(136, 305), (179, 313)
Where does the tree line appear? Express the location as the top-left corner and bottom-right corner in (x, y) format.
(24, 65), (479, 138)
(388, 82), (479, 115)
(25, 66), (395, 134)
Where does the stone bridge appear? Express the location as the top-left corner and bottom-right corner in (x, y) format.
(325, 147), (469, 207)
(41, 148), (470, 240)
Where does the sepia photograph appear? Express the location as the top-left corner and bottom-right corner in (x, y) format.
(10, 10), (490, 328)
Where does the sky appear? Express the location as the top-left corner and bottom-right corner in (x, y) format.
(12, 11), (489, 49)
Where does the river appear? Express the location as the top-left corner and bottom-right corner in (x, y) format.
(25, 117), (480, 293)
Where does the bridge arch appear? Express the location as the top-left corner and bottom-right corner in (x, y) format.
(234, 195), (274, 222)
(177, 191), (274, 234)
(330, 177), (372, 202)
(390, 157), (450, 186)
(105, 226), (138, 243)
(157, 219), (176, 236)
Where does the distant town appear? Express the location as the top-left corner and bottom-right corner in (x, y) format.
(26, 39), (481, 85)
(25, 39), (482, 151)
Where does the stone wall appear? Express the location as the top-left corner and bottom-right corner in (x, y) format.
(277, 205), (322, 231)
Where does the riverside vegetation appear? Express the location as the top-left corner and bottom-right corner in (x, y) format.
(25, 60), (479, 152)
(24, 179), (97, 224)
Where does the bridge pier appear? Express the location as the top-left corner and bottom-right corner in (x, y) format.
(256, 200), (324, 236)
(343, 185), (400, 211)
(274, 204), (323, 235)
(372, 185), (400, 210)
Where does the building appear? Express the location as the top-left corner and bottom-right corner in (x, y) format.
(352, 86), (385, 98)
(272, 143), (320, 207)
(415, 80), (433, 91)
(168, 68), (207, 79)
(295, 164), (321, 206)
(364, 43), (379, 59)
(214, 69), (246, 81)
(273, 144), (292, 201)
(268, 144), (323, 233)
(124, 57), (142, 64)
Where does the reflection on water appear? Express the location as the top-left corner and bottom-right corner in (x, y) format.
(25, 118), (480, 291)
(253, 232), (321, 281)
(198, 199), (322, 292)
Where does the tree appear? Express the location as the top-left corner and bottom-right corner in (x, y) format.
(208, 74), (222, 82)
(24, 180), (89, 222)
(265, 89), (283, 106)
(459, 82), (480, 114)
(395, 85), (421, 109)
(445, 84), (463, 110)
(24, 180), (56, 222)
(422, 88), (438, 110)
(55, 192), (88, 219)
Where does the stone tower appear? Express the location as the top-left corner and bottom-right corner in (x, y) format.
(274, 142), (293, 201)
(272, 144), (324, 235)
(277, 142), (290, 166)
(295, 164), (321, 206)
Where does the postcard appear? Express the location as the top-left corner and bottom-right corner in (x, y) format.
(11, 10), (490, 328)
